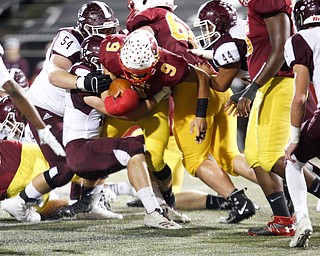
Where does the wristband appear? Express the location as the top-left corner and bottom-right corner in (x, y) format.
(242, 82), (260, 101)
(290, 125), (300, 144)
(75, 76), (85, 90)
(0, 58), (11, 87)
(196, 98), (208, 118)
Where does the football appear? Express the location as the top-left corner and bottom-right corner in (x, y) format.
(108, 78), (132, 97)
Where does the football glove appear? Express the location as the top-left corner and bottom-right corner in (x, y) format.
(104, 89), (139, 116)
(38, 125), (66, 157)
(76, 71), (112, 93)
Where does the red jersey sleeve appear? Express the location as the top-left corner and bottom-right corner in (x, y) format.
(252, 0), (289, 16)
(99, 34), (126, 76)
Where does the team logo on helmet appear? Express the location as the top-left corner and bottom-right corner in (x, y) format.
(293, 0), (320, 31)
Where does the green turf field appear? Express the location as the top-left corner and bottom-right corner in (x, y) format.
(1, 170), (319, 256)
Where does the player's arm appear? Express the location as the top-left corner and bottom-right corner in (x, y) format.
(236, 12), (291, 117)
(0, 57), (65, 156)
(86, 87), (171, 121)
(48, 54), (77, 89)
(187, 64), (210, 144)
(285, 64), (310, 162)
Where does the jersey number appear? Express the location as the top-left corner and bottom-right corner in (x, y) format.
(165, 12), (189, 41)
(60, 36), (74, 50)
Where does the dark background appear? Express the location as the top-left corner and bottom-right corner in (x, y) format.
(0, 0), (246, 78)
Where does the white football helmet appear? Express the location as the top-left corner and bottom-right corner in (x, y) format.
(128, 0), (177, 12)
(119, 30), (159, 84)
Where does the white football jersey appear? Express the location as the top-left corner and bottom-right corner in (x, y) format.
(63, 67), (103, 146)
(284, 27), (320, 107)
(27, 28), (82, 117)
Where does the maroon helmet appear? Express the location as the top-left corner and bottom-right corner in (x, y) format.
(77, 1), (119, 38)
(293, 0), (320, 31)
(0, 96), (26, 140)
(194, 0), (237, 49)
(81, 35), (104, 70)
(8, 68), (29, 92)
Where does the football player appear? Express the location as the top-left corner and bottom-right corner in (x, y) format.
(2, 1), (118, 222)
(100, 29), (213, 223)
(0, 69), (67, 222)
(0, 45), (64, 156)
(223, 0), (296, 236)
(125, 0), (256, 223)
(58, 35), (181, 229)
(284, 0), (320, 247)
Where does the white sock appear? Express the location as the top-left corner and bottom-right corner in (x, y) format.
(108, 181), (136, 196)
(25, 183), (43, 199)
(93, 184), (104, 194)
(285, 157), (309, 222)
(137, 187), (160, 214)
(151, 181), (166, 206)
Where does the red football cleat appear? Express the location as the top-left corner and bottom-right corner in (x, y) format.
(248, 215), (296, 236)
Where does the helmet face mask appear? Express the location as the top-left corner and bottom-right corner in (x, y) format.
(0, 96), (25, 141)
(119, 30), (159, 84)
(194, 0), (237, 49)
(293, 0), (320, 31)
(77, 1), (119, 38)
(194, 19), (221, 49)
(81, 35), (104, 70)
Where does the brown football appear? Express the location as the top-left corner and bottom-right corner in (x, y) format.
(108, 78), (132, 97)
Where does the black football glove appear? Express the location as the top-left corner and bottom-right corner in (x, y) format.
(76, 71), (112, 93)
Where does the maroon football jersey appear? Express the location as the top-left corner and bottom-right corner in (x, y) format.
(0, 140), (22, 200)
(246, 0), (293, 80)
(126, 7), (207, 65)
(100, 34), (190, 98)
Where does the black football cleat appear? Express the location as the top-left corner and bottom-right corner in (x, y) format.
(219, 188), (256, 224)
(58, 194), (93, 218)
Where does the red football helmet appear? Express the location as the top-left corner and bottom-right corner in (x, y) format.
(128, 0), (177, 12)
(194, 0), (237, 49)
(293, 0), (320, 31)
(0, 95), (26, 140)
(8, 68), (29, 92)
(81, 35), (104, 70)
(119, 30), (159, 85)
(77, 1), (119, 38)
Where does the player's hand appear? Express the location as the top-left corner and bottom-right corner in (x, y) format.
(224, 89), (247, 116)
(236, 97), (252, 118)
(76, 71), (112, 93)
(236, 83), (260, 117)
(38, 125), (66, 157)
(190, 117), (207, 144)
(284, 141), (298, 163)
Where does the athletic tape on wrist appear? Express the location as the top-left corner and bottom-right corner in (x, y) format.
(196, 98), (208, 118)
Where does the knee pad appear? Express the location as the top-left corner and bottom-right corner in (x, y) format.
(44, 166), (74, 189)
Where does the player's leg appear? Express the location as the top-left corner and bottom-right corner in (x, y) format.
(247, 77), (295, 236)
